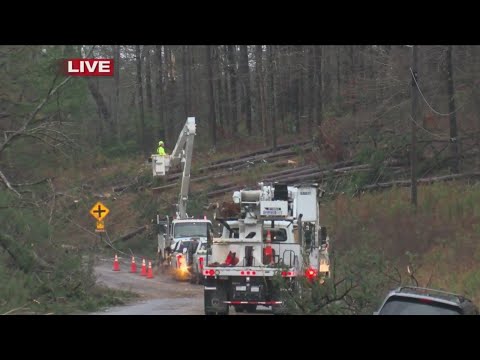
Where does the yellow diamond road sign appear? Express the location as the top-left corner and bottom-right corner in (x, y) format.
(90, 201), (110, 221)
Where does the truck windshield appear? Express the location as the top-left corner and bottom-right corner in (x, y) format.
(379, 296), (462, 315)
(174, 223), (208, 238)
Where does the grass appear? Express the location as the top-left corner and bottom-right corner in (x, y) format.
(322, 180), (480, 305)
(10, 129), (479, 313)
(0, 254), (138, 315)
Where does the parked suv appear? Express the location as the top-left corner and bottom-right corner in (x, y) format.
(374, 286), (479, 315)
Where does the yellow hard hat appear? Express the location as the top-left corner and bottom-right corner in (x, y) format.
(158, 141), (164, 146)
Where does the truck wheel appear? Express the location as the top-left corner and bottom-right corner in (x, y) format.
(204, 284), (229, 315)
(234, 305), (245, 313)
(217, 306), (230, 315)
(271, 288), (289, 315)
(271, 303), (288, 315)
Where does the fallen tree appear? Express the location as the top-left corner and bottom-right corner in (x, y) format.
(359, 172), (480, 192)
(106, 225), (148, 245)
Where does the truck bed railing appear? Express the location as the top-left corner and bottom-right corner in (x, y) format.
(281, 250), (297, 268)
(242, 245), (256, 267)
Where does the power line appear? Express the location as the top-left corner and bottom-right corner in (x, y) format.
(409, 67), (471, 116)
(409, 115), (451, 140)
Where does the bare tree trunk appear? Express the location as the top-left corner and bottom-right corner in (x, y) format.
(113, 45), (121, 142)
(135, 45), (146, 155)
(227, 45), (238, 135)
(293, 45), (302, 134)
(213, 47), (224, 133)
(255, 45), (265, 139)
(165, 46), (177, 143)
(267, 45), (277, 150)
(86, 78), (111, 122)
(223, 46), (231, 135)
(206, 46), (217, 147)
(306, 46), (314, 135)
(278, 46), (287, 133)
(86, 78), (111, 145)
(187, 46), (193, 114)
(190, 47), (199, 116)
(410, 45), (419, 208)
(314, 46), (324, 127)
(182, 45), (190, 119)
(144, 46), (153, 115)
(239, 45), (252, 136)
(349, 45), (356, 116)
(336, 47), (341, 105)
(446, 45), (459, 173)
(155, 45), (165, 141)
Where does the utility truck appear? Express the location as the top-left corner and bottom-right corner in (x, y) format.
(203, 182), (330, 315)
(151, 117), (213, 280)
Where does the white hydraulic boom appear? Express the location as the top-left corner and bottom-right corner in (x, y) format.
(151, 117), (196, 219)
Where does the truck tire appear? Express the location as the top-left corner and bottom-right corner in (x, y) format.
(271, 288), (289, 315)
(234, 305), (245, 313)
(271, 302), (288, 315)
(234, 304), (256, 313)
(204, 283), (229, 315)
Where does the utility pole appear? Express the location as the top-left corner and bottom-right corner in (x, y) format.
(446, 45), (459, 173)
(410, 45), (418, 208)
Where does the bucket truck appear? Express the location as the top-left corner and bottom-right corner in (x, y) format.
(151, 117), (213, 279)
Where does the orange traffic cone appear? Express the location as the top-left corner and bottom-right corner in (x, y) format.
(130, 256), (137, 273)
(264, 230), (273, 256)
(113, 254), (120, 271)
(263, 231), (274, 265)
(140, 258), (147, 276)
(147, 261), (154, 279)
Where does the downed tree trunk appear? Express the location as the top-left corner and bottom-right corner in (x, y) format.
(206, 162), (406, 198)
(108, 225), (148, 244)
(165, 148), (313, 181)
(112, 182), (136, 193)
(208, 139), (313, 165)
(153, 163), (314, 193)
(360, 172), (480, 192)
(0, 233), (54, 272)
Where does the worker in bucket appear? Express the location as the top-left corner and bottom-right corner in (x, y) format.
(157, 140), (166, 156)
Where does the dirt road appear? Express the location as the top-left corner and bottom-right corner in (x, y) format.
(90, 257), (204, 315)
(90, 257), (271, 315)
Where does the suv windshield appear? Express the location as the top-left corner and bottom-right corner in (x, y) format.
(379, 296), (462, 315)
(174, 223), (208, 238)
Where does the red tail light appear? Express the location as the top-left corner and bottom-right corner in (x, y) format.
(305, 268), (317, 280)
(204, 269), (215, 276)
(419, 298), (433, 304)
(199, 257), (204, 270)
